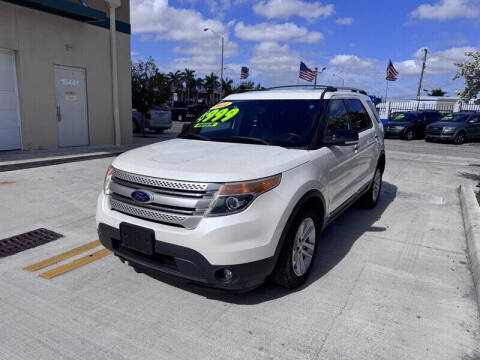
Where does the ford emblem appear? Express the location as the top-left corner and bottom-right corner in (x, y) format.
(131, 190), (153, 203)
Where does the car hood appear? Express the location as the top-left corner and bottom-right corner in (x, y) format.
(427, 121), (463, 128)
(112, 138), (310, 182)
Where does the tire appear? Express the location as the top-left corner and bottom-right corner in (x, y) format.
(272, 208), (321, 289)
(404, 129), (414, 140)
(454, 131), (465, 145)
(132, 119), (139, 133)
(360, 168), (382, 208)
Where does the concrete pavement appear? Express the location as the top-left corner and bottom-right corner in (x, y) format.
(0, 139), (479, 359)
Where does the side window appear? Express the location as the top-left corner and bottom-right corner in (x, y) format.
(345, 99), (372, 132)
(366, 99), (381, 124)
(325, 99), (351, 136)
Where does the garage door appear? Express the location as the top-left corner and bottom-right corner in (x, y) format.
(0, 49), (21, 150)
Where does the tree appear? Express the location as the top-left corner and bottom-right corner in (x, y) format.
(221, 78), (234, 96)
(183, 68), (196, 104)
(167, 70), (185, 100)
(429, 88), (446, 96)
(453, 50), (480, 103)
(131, 57), (169, 115)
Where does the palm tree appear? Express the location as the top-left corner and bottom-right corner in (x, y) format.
(167, 70), (185, 100)
(222, 78), (234, 96)
(204, 73), (219, 104)
(183, 68), (196, 104)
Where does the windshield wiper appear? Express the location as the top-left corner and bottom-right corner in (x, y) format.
(178, 133), (211, 141)
(212, 136), (271, 146)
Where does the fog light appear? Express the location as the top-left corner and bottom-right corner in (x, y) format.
(215, 268), (234, 283)
(224, 269), (233, 281)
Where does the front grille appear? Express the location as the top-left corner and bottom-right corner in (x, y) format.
(109, 169), (220, 229)
(428, 127), (443, 135)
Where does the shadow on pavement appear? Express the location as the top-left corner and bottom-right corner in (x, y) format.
(141, 181), (398, 304)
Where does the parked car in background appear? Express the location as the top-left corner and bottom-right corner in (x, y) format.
(384, 111), (443, 140)
(132, 109), (148, 133)
(425, 112), (480, 145)
(149, 104), (172, 133)
(185, 104), (209, 122)
(170, 101), (188, 121)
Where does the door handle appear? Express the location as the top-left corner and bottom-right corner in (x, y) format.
(353, 144), (359, 152)
(56, 105), (62, 122)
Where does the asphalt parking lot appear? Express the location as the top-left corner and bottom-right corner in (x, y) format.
(1, 138), (480, 360)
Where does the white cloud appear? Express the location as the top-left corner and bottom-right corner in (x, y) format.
(253, 0), (334, 20)
(336, 17), (353, 25)
(411, 0), (480, 20)
(249, 42), (303, 82)
(329, 54), (375, 70)
(131, 0), (225, 42)
(234, 22), (323, 43)
(394, 46), (476, 75)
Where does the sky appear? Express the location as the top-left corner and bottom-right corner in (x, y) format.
(130, 0), (480, 98)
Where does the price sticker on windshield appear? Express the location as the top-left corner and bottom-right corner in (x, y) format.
(193, 105), (240, 128)
(442, 115), (453, 121)
(394, 114), (405, 120)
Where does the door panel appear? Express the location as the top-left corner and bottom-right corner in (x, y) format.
(54, 66), (88, 147)
(0, 49), (21, 150)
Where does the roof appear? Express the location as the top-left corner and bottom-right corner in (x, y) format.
(225, 87), (369, 101)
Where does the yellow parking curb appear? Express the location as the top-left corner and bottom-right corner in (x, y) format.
(39, 248), (111, 279)
(24, 240), (101, 272)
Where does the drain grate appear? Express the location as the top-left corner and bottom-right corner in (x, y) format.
(0, 228), (63, 258)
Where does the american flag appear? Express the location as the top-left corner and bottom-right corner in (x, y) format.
(299, 62), (317, 82)
(386, 60), (399, 81)
(240, 66), (249, 79)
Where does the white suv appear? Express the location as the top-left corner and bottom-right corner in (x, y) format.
(97, 86), (385, 291)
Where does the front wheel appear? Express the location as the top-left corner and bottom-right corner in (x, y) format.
(454, 132), (465, 145)
(404, 129), (414, 140)
(360, 168), (382, 208)
(272, 209), (320, 289)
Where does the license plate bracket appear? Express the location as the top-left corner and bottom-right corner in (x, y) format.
(120, 223), (155, 255)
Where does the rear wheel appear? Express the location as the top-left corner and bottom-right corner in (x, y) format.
(360, 168), (382, 208)
(272, 208), (320, 289)
(454, 131), (465, 145)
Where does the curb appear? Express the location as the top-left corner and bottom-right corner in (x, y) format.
(459, 185), (480, 313)
(0, 151), (124, 172)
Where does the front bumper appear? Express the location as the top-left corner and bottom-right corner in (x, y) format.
(384, 129), (405, 138)
(98, 223), (275, 290)
(425, 133), (455, 141)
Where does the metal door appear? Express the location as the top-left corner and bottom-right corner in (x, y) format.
(54, 66), (88, 147)
(0, 49), (21, 150)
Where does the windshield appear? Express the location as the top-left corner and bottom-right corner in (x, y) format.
(389, 112), (418, 122)
(441, 114), (469, 123)
(179, 100), (325, 148)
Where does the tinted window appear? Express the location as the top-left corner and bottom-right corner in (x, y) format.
(324, 100), (351, 136)
(180, 100), (325, 148)
(441, 113), (471, 123)
(366, 99), (381, 123)
(390, 112), (419, 122)
(345, 99), (372, 132)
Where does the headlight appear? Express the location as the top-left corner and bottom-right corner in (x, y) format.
(104, 165), (114, 195)
(442, 127), (456, 133)
(207, 174), (281, 216)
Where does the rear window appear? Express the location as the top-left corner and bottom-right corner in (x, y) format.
(365, 99), (381, 124)
(345, 99), (373, 132)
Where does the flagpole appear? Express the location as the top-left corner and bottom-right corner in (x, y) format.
(313, 67), (318, 89)
(385, 80), (389, 102)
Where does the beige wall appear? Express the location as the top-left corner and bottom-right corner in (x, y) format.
(0, 1), (132, 150)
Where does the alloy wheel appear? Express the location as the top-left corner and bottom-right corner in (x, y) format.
(292, 217), (316, 276)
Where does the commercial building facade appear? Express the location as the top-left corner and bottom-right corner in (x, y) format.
(0, 0), (132, 151)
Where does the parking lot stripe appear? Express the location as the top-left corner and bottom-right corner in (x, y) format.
(39, 248), (111, 279)
(24, 240), (101, 272)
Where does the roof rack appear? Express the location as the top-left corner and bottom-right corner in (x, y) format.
(263, 84), (368, 97)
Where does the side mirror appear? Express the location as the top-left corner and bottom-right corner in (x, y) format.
(324, 129), (359, 146)
(181, 123), (190, 132)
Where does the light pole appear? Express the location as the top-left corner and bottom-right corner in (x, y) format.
(332, 73), (345, 86)
(204, 28), (224, 97)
